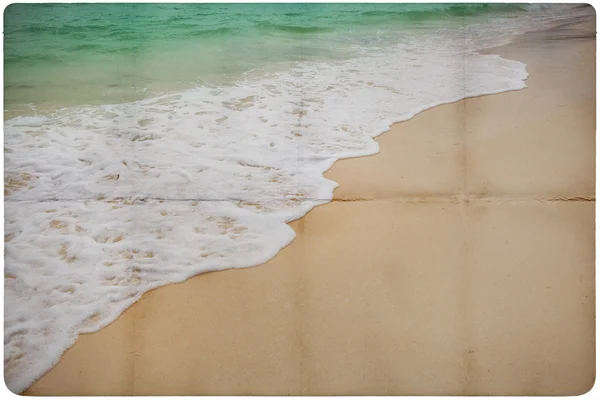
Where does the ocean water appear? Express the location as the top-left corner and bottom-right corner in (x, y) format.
(3, 3), (593, 393)
(3, 3), (579, 116)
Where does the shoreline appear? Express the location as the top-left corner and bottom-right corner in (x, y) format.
(22, 15), (595, 396)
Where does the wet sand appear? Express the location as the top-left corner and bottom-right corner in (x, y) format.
(24, 16), (596, 396)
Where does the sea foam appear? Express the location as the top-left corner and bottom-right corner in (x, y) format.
(3, 7), (588, 393)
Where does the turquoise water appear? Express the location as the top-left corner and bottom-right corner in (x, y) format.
(4, 3), (530, 115)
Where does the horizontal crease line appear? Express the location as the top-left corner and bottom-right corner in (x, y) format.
(333, 196), (596, 203)
(473, 196), (596, 203)
(544, 196), (596, 202)
(4, 197), (327, 203)
(3, 196), (595, 204)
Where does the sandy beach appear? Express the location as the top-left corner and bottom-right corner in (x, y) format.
(23, 15), (595, 396)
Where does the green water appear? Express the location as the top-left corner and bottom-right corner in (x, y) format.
(4, 3), (529, 116)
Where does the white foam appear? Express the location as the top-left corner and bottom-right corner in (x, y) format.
(3, 7), (588, 393)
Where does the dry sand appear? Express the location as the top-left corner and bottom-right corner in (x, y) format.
(24, 17), (596, 396)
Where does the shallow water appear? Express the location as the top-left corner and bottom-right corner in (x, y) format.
(4, 3), (552, 114)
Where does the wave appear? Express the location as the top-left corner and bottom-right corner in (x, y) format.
(185, 26), (239, 37)
(360, 4), (529, 20)
(100, 44), (143, 55)
(257, 22), (332, 34)
(4, 53), (67, 65)
(68, 43), (102, 52)
(6, 23), (121, 35)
